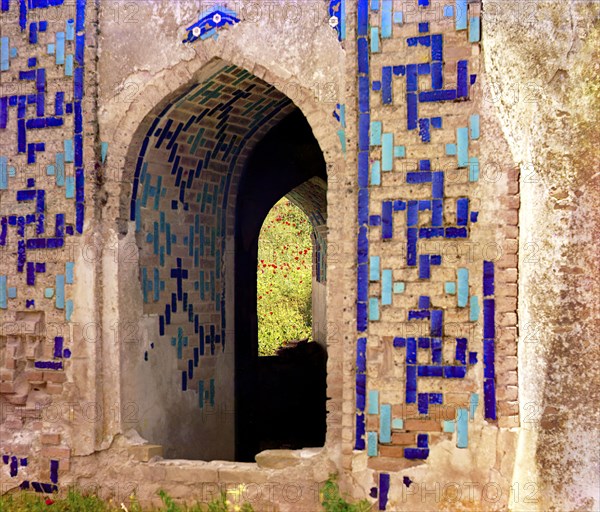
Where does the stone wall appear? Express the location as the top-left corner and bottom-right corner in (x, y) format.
(0, 0), (598, 511)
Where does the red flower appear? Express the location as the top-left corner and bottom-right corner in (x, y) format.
(45, 498), (54, 505)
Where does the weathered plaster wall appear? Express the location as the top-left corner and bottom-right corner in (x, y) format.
(483, 2), (600, 510)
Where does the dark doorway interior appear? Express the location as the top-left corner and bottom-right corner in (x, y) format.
(235, 109), (327, 462)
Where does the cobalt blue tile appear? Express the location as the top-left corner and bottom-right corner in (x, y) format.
(430, 310), (442, 336)
(407, 228), (418, 266)
(432, 173), (444, 199)
(457, 60), (469, 98)
(382, 200), (393, 239)
(372, 81), (381, 91)
(431, 254), (441, 265)
(406, 64), (418, 92)
(408, 309), (431, 320)
(418, 393), (429, 414)
(355, 414), (366, 450)
(407, 200), (418, 226)
(420, 89), (457, 102)
(418, 62), (430, 75)
(418, 365), (443, 377)
(359, 76), (370, 113)
(379, 473), (390, 511)
(357, 264), (368, 301)
(357, 302), (368, 331)
(455, 337), (467, 364)
(483, 261), (495, 296)
(417, 433), (429, 447)
(358, 37), (369, 74)
(357, 0), (368, 35)
(393, 65), (405, 76)
(419, 255), (430, 279)
(419, 22), (429, 33)
(358, 188), (369, 225)
(407, 171), (432, 184)
(429, 393), (442, 405)
(431, 62), (443, 89)
(418, 337), (430, 348)
(393, 337), (406, 348)
(484, 378), (497, 419)
(419, 227), (444, 239)
(419, 159), (431, 170)
(407, 93), (418, 130)
(406, 337), (417, 364)
(443, 366), (467, 378)
(483, 299), (495, 338)
(382, 66), (393, 104)
(358, 151), (369, 188)
(418, 200), (431, 211)
(394, 200), (406, 211)
(359, 114), (370, 150)
(456, 198), (469, 225)
(369, 215), (381, 226)
(406, 365), (417, 403)
(404, 448), (429, 459)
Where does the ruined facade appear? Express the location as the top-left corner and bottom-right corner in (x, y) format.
(1, 1), (598, 510)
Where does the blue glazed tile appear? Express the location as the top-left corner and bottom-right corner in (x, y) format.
(367, 431), (378, 456)
(380, 404), (391, 442)
(371, 160), (381, 186)
(430, 310), (442, 337)
(370, 27), (380, 53)
(432, 174), (444, 200)
(358, 37), (369, 74)
(407, 93), (418, 130)
(469, 16), (481, 42)
(370, 121), (382, 146)
(379, 473), (390, 510)
(368, 390), (379, 414)
(418, 393), (429, 414)
(382, 66), (393, 104)
(382, 133), (393, 171)
(419, 255), (430, 279)
(456, 198), (469, 225)
(381, 200), (393, 238)
(406, 64), (418, 92)
(419, 22), (429, 33)
(381, 0), (393, 38)
(469, 156), (480, 181)
(457, 127), (469, 167)
(483, 299), (495, 338)
(393, 337), (406, 348)
(406, 365), (417, 403)
(456, 0), (467, 30)
(382, 269), (393, 305)
(470, 114), (480, 139)
(484, 378), (497, 419)
(404, 448), (429, 459)
(483, 261), (495, 297)
(457, 60), (469, 98)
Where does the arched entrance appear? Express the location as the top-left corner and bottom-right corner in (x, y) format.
(235, 110), (327, 460)
(119, 59), (328, 461)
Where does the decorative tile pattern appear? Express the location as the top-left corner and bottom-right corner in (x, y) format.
(354, 0), (492, 480)
(0, 0), (87, 491)
(130, 64), (296, 402)
(183, 5), (240, 43)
